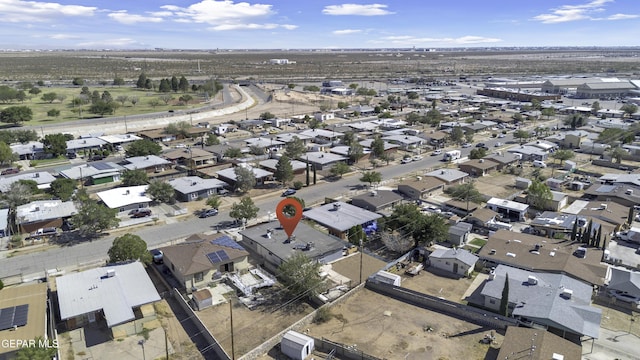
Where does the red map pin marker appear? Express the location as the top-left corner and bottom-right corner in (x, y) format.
(276, 198), (303, 239)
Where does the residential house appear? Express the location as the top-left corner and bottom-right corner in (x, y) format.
(66, 137), (106, 155)
(358, 138), (399, 155)
(10, 141), (44, 160)
(163, 147), (215, 169)
(583, 183), (640, 208)
(330, 145), (371, 164)
(487, 197), (529, 221)
(276, 133), (313, 145)
(606, 267), (640, 299)
(507, 145), (548, 161)
(447, 222), (473, 247)
(458, 158), (498, 177)
(382, 134), (424, 151)
(55, 262), (161, 336)
(477, 229), (607, 286)
(259, 158), (307, 175)
(0, 171), (57, 192)
(216, 164), (273, 188)
(314, 112), (335, 122)
(443, 199), (480, 215)
(122, 155), (172, 174)
(98, 133), (142, 149)
(467, 208), (499, 229)
(299, 128), (345, 145)
(350, 190), (403, 213)
(483, 152), (521, 170)
(424, 169), (469, 185)
(428, 248), (478, 277)
(302, 152), (348, 171)
(302, 201), (381, 240)
(477, 265), (601, 339)
(572, 200), (629, 233)
(530, 211), (602, 239)
(497, 327), (582, 360)
(424, 131), (449, 148)
(16, 200), (77, 234)
(245, 137), (286, 153)
(169, 176), (228, 202)
(212, 123), (238, 136)
(59, 162), (124, 185)
(137, 128), (176, 142)
(239, 220), (345, 272)
(96, 185), (151, 213)
(397, 177), (446, 200)
(160, 234), (250, 293)
(0, 282), (49, 360)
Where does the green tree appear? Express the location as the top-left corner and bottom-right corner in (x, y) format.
(308, 118), (322, 130)
(541, 107), (556, 120)
(49, 178), (76, 201)
(229, 196), (259, 225)
(125, 139), (162, 157)
(464, 130), (474, 144)
(370, 136), (385, 159)
(113, 77), (125, 86)
(0, 106), (33, 124)
(274, 155), (294, 187)
(450, 127), (464, 144)
(234, 166), (256, 193)
(347, 142), (364, 163)
(527, 180), (552, 210)
(303, 85), (320, 92)
(206, 195), (221, 209)
(500, 273), (510, 316)
(146, 180), (175, 204)
(570, 219), (578, 242)
(72, 199), (119, 237)
(284, 136), (306, 159)
(359, 171), (382, 187)
(387, 203), (448, 247)
(108, 233), (152, 264)
(41, 92), (57, 103)
(591, 101), (601, 114)
(224, 147), (243, 159)
(277, 252), (324, 300)
(513, 129), (531, 144)
(14, 337), (57, 360)
(121, 169), (149, 186)
(72, 77), (85, 86)
(42, 133), (67, 157)
(469, 148), (487, 159)
(165, 121), (191, 138)
(0, 182), (33, 234)
(88, 100), (117, 116)
(628, 206), (635, 225)
(0, 141), (17, 165)
(445, 182), (484, 212)
(564, 114), (585, 130)
(598, 128), (629, 145)
(551, 149), (575, 167)
(46, 108), (61, 118)
(178, 76), (190, 92)
(205, 134), (220, 146)
(259, 111), (275, 120)
(609, 146), (627, 164)
(425, 108), (443, 127)
(621, 103), (638, 118)
(330, 162), (350, 178)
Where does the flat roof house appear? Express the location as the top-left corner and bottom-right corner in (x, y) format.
(429, 248), (478, 277)
(0, 282), (49, 360)
(169, 176), (228, 202)
(302, 151), (348, 171)
(122, 155), (172, 174)
(458, 158), (498, 177)
(96, 185), (151, 212)
(160, 234), (250, 293)
(240, 220), (345, 272)
(496, 327), (582, 360)
(0, 171), (57, 192)
(59, 162), (124, 185)
(163, 147), (215, 169)
(216, 164), (273, 188)
(16, 200), (77, 234)
(303, 201), (382, 240)
(259, 158), (307, 174)
(10, 141), (44, 160)
(477, 265), (601, 339)
(66, 137), (106, 154)
(487, 197), (529, 221)
(424, 169), (469, 185)
(56, 262), (160, 335)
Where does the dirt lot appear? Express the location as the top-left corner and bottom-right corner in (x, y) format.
(307, 288), (502, 360)
(474, 172), (519, 200)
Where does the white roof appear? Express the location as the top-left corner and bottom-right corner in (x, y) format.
(16, 200), (78, 224)
(96, 185), (151, 209)
(98, 134), (142, 144)
(123, 155), (171, 170)
(66, 137), (107, 150)
(487, 197), (529, 212)
(216, 165), (273, 181)
(0, 171), (56, 192)
(56, 262), (160, 327)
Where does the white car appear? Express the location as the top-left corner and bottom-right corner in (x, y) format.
(462, 143), (472, 148)
(412, 155), (423, 161)
(432, 149), (442, 156)
(401, 158), (412, 164)
(494, 142), (503, 147)
(498, 133), (506, 138)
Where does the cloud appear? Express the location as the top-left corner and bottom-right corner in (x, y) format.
(373, 35), (502, 46)
(323, 4), (394, 16)
(47, 34), (81, 40)
(0, 0), (97, 23)
(77, 38), (142, 48)
(333, 29), (362, 35)
(532, 0), (636, 23)
(108, 11), (163, 25)
(210, 23), (297, 31)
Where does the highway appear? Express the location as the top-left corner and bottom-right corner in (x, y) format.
(0, 132), (513, 280)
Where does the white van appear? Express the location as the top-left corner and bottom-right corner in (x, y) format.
(532, 160), (547, 168)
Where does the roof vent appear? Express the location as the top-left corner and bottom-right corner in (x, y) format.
(333, 203), (341, 210)
(506, 252), (516, 257)
(626, 189), (633, 195)
(192, 181), (197, 186)
(479, 159), (484, 163)
(527, 276), (538, 285)
(552, 353), (565, 360)
(125, 190), (130, 195)
(106, 269), (116, 278)
(561, 289), (573, 299)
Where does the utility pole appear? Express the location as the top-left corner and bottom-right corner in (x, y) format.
(359, 238), (364, 284)
(229, 298), (235, 360)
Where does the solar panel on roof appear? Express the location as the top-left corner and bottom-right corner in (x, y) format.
(211, 235), (244, 250)
(0, 309), (12, 331)
(92, 162), (113, 171)
(215, 250), (229, 261)
(0, 304), (29, 331)
(12, 305), (28, 327)
(206, 252), (221, 264)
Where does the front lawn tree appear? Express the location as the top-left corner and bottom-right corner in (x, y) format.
(121, 169), (149, 186)
(445, 182), (483, 212)
(49, 178), (76, 201)
(513, 129), (531, 144)
(146, 180), (175, 204)
(0, 141), (17, 165)
(274, 155), (294, 187)
(206, 195), (221, 209)
(277, 252), (324, 300)
(72, 199), (119, 237)
(284, 136), (305, 159)
(527, 180), (552, 210)
(125, 139), (162, 157)
(387, 203), (449, 248)
(229, 196), (259, 226)
(224, 147), (243, 159)
(107, 233), (152, 264)
(450, 127), (464, 144)
(551, 149), (575, 168)
(360, 171), (382, 187)
(233, 166), (256, 193)
(330, 162), (350, 178)
(42, 133), (67, 157)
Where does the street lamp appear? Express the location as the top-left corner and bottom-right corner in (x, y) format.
(138, 339), (146, 360)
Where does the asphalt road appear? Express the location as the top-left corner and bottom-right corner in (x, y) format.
(0, 131), (513, 280)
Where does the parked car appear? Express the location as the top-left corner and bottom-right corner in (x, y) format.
(608, 289), (640, 304)
(401, 157), (412, 164)
(66, 152), (77, 159)
(494, 142), (503, 147)
(130, 208), (152, 218)
(476, 143), (486, 148)
(412, 155), (423, 161)
(498, 133), (506, 138)
(282, 188), (297, 197)
(150, 249), (164, 264)
(199, 208), (219, 218)
(1, 168), (19, 175)
(432, 149), (442, 156)
(461, 143), (472, 148)
(532, 160), (547, 168)
(88, 155), (104, 162)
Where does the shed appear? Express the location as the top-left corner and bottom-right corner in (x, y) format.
(372, 270), (402, 286)
(515, 177), (532, 190)
(564, 160), (577, 171)
(190, 289), (213, 311)
(281, 330), (314, 360)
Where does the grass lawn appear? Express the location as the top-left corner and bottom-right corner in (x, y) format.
(469, 238), (488, 248)
(8, 85), (206, 126)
